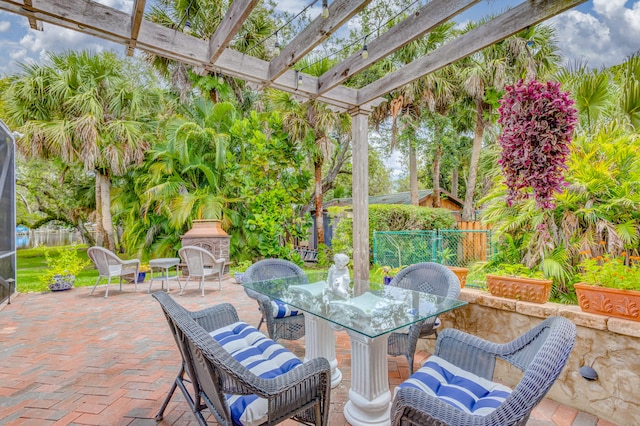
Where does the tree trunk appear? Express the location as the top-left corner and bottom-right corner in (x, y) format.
(432, 143), (442, 208)
(451, 168), (459, 198)
(409, 141), (418, 205)
(95, 174), (104, 247)
(76, 218), (95, 246)
(99, 172), (116, 251)
(462, 100), (485, 221)
(314, 159), (324, 246)
(301, 135), (350, 215)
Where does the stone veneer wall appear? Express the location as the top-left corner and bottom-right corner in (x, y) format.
(418, 288), (639, 426)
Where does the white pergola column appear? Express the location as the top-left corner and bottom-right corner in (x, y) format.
(349, 108), (371, 294)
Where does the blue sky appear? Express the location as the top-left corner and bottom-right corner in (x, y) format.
(0, 0), (639, 77)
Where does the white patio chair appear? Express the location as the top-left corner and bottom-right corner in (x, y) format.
(178, 246), (225, 296)
(87, 246), (140, 298)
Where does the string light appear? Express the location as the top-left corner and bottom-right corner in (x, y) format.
(297, 70), (303, 88)
(176, 0), (196, 34)
(274, 31), (281, 55)
(301, 0), (421, 72)
(322, 0), (329, 18)
(245, 0), (319, 55)
(361, 35), (368, 59)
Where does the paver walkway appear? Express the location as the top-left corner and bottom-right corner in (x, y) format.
(0, 277), (617, 425)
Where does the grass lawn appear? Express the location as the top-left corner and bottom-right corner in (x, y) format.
(17, 245), (386, 293)
(17, 245), (99, 293)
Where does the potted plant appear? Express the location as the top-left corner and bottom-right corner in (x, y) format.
(486, 263), (552, 303)
(138, 264), (150, 283)
(376, 265), (403, 285)
(575, 253), (640, 321)
(439, 248), (468, 288)
(40, 245), (91, 291)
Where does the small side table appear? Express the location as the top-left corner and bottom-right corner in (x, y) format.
(148, 257), (181, 293)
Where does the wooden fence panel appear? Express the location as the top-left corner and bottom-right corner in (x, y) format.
(458, 221), (492, 262)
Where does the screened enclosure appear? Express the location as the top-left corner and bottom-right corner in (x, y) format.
(0, 119), (16, 304)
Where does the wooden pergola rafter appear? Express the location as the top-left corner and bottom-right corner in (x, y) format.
(0, 0), (586, 284)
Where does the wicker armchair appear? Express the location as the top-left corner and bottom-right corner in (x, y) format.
(242, 259), (307, 341)
(387, 262), (461, 375)
(178, 246), (225, 296)
(87, 246), (140, 298)
(152, 292), (331, 426)
(391, 316), (577, 426)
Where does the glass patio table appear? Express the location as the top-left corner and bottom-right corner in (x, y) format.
(242, 272), (467, 426)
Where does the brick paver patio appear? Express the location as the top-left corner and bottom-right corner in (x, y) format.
(0, 277), (616, 425)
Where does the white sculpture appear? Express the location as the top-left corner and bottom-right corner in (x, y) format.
(327, 253), (351, 299)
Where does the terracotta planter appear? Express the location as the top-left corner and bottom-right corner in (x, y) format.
(486, 274), (552, 304)
(574, 283), (640, 321)
(447, 266), (468, 288)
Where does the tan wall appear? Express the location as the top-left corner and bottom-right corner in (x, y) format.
(419, 288), (640, 426)
(418, 196), (462, 211)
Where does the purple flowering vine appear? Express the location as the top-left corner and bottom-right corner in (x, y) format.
(498, 79), (578, 209)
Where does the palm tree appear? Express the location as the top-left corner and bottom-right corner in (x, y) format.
(116, 99), (234, 257)
(266, 58), (349, 246)
(5, 51), (161, 250)
(372, 23), (456, 206)
(556, 53), (640, 132)
(146, 0), (275, 104)
(460, 23), (561, 220)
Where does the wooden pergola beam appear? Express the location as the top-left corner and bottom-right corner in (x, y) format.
(23, 0), (42, 31)
(0, 0), (372, 110)
(357, 0), (588, 105)
(267, 0), (372, 83)
(136, 20), (363, 110)
(208, 0), (260, 64)
(317, 0), (480, 95)
(126, 0), (146, 56)
(5, 0), (128, 39)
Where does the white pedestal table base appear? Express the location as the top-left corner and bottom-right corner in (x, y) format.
(343, 331), (391, 426)
(303, 313), (342, 388)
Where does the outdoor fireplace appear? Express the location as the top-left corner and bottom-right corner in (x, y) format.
(180, 220), (230, 275)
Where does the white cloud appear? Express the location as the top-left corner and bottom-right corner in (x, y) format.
(94, 0), (133, 13)
(551, 1), (640, 68)
(0, 21), (10, 32)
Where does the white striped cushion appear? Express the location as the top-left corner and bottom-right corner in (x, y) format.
(210, 322), (302, 426)
(397, 355), (512, 416)
(270, 299), (301, 318)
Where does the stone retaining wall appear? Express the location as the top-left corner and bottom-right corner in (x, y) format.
(418, 288), (640, 425)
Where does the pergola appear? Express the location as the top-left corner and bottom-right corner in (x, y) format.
(0, 0), (586, 290)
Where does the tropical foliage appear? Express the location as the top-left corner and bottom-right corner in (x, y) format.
(4, 51), (163, 251)
(483, 121), (640, 298)
(5, 0), (640, 305)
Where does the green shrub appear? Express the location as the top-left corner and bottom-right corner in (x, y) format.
(38, 245), (92, 287)
(328, 204), (456, 261)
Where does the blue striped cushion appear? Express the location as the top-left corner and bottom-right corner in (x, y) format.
(270, 299), (301, 318)
(210, 322), (302, 426)
(397, 355), (512, 416)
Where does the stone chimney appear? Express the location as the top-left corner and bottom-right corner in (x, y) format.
(181, 220), (230, 274)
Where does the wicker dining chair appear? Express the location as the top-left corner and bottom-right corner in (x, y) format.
(391, 316), (577, 426)
(242, 258), (307, 341)
(387, 262), (461, 375)
(87, 246), (140, 298)
(152, 292), (331, 426)
(178, 246), (225, 296)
